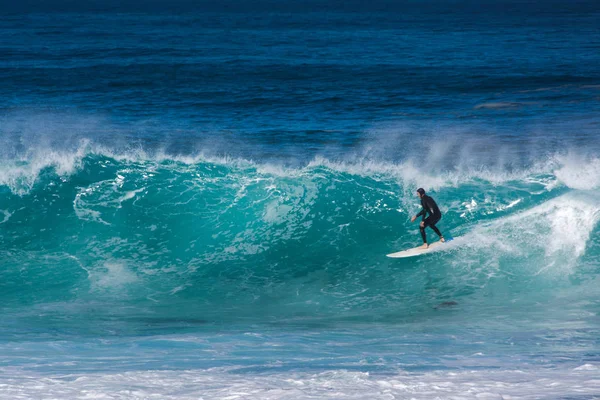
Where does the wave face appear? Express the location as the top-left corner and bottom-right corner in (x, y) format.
(2, 147), (599, 334)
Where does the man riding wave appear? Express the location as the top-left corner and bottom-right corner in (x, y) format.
(410, 188), (445, 249)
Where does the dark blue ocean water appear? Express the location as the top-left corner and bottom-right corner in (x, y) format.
(1, 1), (600, 398)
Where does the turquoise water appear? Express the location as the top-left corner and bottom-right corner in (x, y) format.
(1, 150), (597, 325)
(2, 147), (600, 397)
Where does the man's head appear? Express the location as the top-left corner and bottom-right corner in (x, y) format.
(416, 188), (426, 198)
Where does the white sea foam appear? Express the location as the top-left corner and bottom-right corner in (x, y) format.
(554, 153), (600, 190)
(88, 261), (139, 291)
(456, 191), (600, 277)
(0, 209), (13, 224)
(0, 124), (598, 200)
(0, 145), (89, 195)
(1, 365), (599, 400)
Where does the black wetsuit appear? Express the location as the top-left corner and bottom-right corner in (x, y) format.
(416, 194), (443, 243)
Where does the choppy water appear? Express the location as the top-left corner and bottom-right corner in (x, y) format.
(1, 1), (600, 398)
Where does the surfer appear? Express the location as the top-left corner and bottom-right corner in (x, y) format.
(410, 188), (444, 249)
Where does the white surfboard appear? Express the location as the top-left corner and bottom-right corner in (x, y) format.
(386, 239), (453, 258)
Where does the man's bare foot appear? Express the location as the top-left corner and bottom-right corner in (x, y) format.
(418, 243), (429, 249)
(440, 237), (445, 243)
